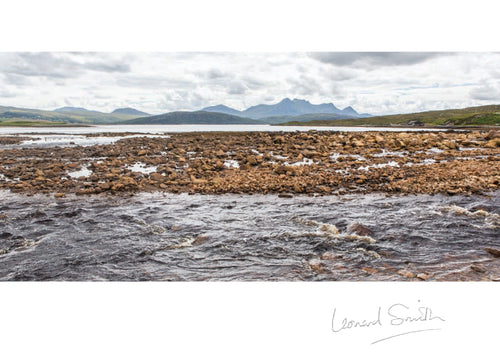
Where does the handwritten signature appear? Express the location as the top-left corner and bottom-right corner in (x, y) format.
(331, 301), (445, 344)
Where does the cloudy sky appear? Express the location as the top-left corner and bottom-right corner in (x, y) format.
(0, 52), (499, 115)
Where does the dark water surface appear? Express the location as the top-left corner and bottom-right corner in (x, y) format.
(0, 190), (498, 281)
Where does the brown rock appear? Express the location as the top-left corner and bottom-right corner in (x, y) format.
(98, 182), (112, 190)
(138, 149), (147, 156)
(484, 139), (500, 148)
(190, 175), (207, 185)
(470, 264), (486, 273)
(150, 173), (165, 182)
(362, 267), (378, 274)
(308, 258), (324, 273)
(317, 186), (331, 193)
(320, 252), (340, 260)
(192, 235), (209, 245)
(274, 136), (285, 144)
(348, 223), (373, 237)
(416, 273), (431, 280)
(484, 247), (500, 257)
(442, 140), (457, 150)
(485, 130), (500, 140)
(54, 193), (66, 198)
(397, 269), (415, 278)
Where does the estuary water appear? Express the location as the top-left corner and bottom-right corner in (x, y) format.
(0, 124), (442, 135)
(0, 124), (445, 148)
(0, 190), (498, 281)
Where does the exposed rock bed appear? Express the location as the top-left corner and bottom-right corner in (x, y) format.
(0, 136), (39, 145)
(0, 130), (499, 196)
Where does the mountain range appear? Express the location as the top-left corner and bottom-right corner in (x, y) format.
(129, 98), (367, 124)
(0, 98), (368, 125)
(202, 98), (370, 120)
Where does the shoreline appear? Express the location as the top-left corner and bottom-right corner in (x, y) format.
(0, 123), (92, 128)
(273, 123), (500, 130)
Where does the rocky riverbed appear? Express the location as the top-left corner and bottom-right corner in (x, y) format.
(0, 130), (498, 196)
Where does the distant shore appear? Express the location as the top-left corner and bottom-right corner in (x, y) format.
(0, 121), (91, 128)
(274, 122), (500, 130)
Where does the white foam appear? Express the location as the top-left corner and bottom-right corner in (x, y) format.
(67, 166), (92, 178)
(358, 161), (399, 171)
(286, 158), (315, 166)
(330, 153), (366, 162)
(372, 149), (406, 157)
(171, 236), (196, 249)
(126, 162), (158, 174)
(224, 160), (240, 169)
(270, 151), (288, 160)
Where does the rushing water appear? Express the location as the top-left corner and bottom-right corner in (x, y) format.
(0, 190), (498, 281)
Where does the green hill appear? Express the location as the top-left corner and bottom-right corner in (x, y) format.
(262, 113), (361, 124)
(0, 105), (147, 125)
(278, 104), (500, 127)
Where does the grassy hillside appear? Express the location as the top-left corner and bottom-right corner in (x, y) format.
(263, 113), (360, 124)
(0, 105), (144, 125)
(279, 105), (500, 127)
(0, 118), (68, 126)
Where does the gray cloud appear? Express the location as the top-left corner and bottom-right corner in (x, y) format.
(4, 53), (76, 78)
(0, 53), (130, 80)
(2, 73), (32, 86)
(227, 82), (247, 95)
(159, 90), (209, 111)
(286, 74), (331, 98)
(0, 89), (18, 98)
(84, 61), (131, 73)
(469, 82), (500, 101)
(327, 69), (358, 81)
(241, 76), (267, 89)
(116, 75), (193, 89)
(308, 52), (450, 68)
(205, 68), (226, 79)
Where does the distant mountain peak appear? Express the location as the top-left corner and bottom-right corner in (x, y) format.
(201, 104), (242, 116)
(204, 104), (237, 111)
(342, 106), (359, 115)
(112, 107), (150, 116)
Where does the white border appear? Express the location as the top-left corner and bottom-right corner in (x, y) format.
(1, 1), (499, 357)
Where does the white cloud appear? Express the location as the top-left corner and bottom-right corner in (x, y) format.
(0, 52), (499, 115)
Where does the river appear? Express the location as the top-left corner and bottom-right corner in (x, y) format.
(0, 190), (498, 281)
